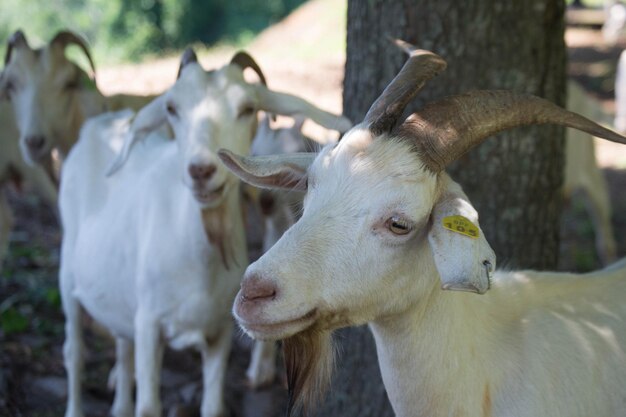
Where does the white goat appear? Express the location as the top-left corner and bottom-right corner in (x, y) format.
(0, 30), (156, 166)
(59, 48), (351, 417)
(564, 80), (617, 264)
(250, 115), (322, 253)
(219, 46), (626, 417)
(0, 100), (58, 269)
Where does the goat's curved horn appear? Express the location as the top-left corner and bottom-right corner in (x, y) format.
(230, 51), (267, 86)
(396, 90), (626, 172)
(4, 30), (29, 65)
(364, 42), (447, 135)
(177, 48), (198, 79)
(50, 31), (97, 79)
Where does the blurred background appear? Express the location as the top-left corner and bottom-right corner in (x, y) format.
(2, 0), (626, 416)
(0, 0), (309, 63)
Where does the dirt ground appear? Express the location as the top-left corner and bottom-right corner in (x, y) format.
(2, 3), (626, 417)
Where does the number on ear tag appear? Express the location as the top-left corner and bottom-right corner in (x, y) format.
(442, 215), (479, 239)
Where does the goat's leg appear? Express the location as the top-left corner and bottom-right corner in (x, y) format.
(0, 190), (13, 271)
(199, 323), (233, 417)
(581, 170), (617, 265)
(111, 337), (135, 417)
(135, 311), (164, 417)
(61, 270), (84, 417)
(246, 340), (277, 389)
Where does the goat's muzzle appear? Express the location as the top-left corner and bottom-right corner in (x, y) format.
(240, 273), (277, 303)
(188, 162), (217, 182)
(23, 134), (48, 161)
(188, 162), (229, 206)
(234, 272), (319, 340)
(235, 273), (279, 331)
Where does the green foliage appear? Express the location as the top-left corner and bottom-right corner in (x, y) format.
(0, 307), (29, 335)
(0, 242), (63, 337)
(0, 0), (308, 65)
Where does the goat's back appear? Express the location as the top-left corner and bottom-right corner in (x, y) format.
(491, 262), (626, 416)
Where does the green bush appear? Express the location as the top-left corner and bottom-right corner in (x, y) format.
(0, 0), (307, 65)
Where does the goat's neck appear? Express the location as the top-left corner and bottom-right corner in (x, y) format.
(59, 90), (108, 157)
(200, 184), (247, 270)
(369, 244), (519, 417)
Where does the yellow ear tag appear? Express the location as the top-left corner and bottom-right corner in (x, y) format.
(442, 215), (479, 239)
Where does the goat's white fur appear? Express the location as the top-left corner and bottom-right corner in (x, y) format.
(221, 125), (626, 417)
(59, 52), (351, 417)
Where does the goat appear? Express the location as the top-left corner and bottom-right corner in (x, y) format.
(59, 48), (351, 417)
(0, 30), (156, 269)
(0, 100), (58, 270)
(564, 80), (617, 264)
(219, 45), (626, 417)
(0, 30), (156, 167)
(250, 114), (321, 254)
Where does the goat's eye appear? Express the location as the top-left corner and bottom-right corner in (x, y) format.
(166, 102), (178, 117)
(387, 216), (412, 235)
(237, 104), (255, 118)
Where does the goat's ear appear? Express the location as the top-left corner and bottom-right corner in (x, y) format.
(255, 85), (353, 134)
(177, 48), (198, 79)
(106, 95), (167, 176)
(428, 176), (495, 294)
(218, 149), (314, 191)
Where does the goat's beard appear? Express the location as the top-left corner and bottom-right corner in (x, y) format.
(201, 203), (238, 270)
(283, 329), (336, 416)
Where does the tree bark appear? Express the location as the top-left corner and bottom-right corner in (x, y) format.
(318, 1), (566, 416)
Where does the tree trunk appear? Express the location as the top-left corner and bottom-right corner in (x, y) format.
(318, 1), (566, 416)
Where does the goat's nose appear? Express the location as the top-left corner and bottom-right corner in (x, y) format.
(25, 135), (45, 150)
(241, 274), (277, 302)
(188, 163), (217, 182)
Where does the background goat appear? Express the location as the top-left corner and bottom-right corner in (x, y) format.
(564, 80), (617, 264)
(0, 30), (155, 167)
(245, 114), (333, 388)
(220, 46), (626, 417)
(0, 30), (156, 271)
(59, 47), (350, 417)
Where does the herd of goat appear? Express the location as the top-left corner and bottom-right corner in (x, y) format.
(1, 18), (626, 417)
